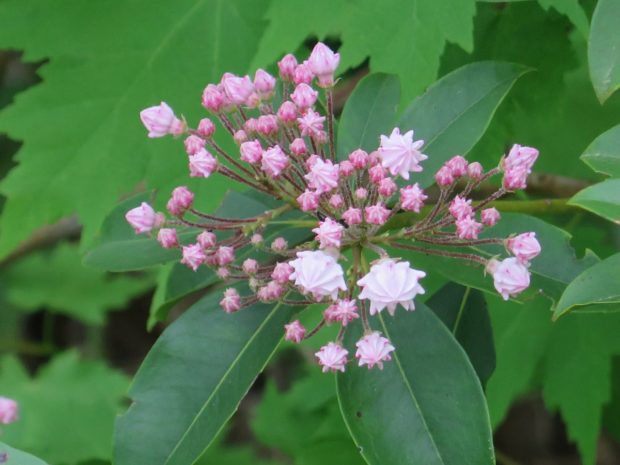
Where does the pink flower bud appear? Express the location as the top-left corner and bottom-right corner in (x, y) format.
(487, 257), (530, 300)
(189, 148), (218, 178)
(481, 207), (500, 226)
(503, 144), (539, 173)
(290, 138), (307, 156)
(293, 62), (313, 85)
(217, 267), (230, 279)
(324, 299), (359, 326)
(456, 216), (482, 239)
(197, 231), (217, 249)
(258, 281), (284, 302)
(126, 202), (165, 234)
(435, 165), (454, 186)
(197, 118), (216, 138)
(329, 193), (344, 209)
(314, 130), (328, 145)
(271, 237), (288, 252)
(449, 195), (473, 220)
(342, 207), (362, 225)
(244, 118), (258, 134)
(181, 244), (206, 271)
(167, 186), (194, 216)
(291, 83), (318, 110)
(254, 68), (276, 99)
(369, 164), (386, 184)
(233, 130), (248, 144)
(157, 228), (178, 249)
(355, 332), (395, 370)
(297, 190), (320, 212)
(308, 42), (340, 88)
(297, 109), (325, 137)
(378, 177), (397, 197)
(284, 320), (306, 343)
(217, 246), (235, 266)
(365, 203), (391, 225)
(202, 84), (226, 113)
(204, 252), (219, 266)
(251, 233), (263, 245)
(467, 161), (483, 180)
(221, 74), (254, 106)
(277, 101), (297, 124)
(240, 140), (263, 164)
(352, 188), (367, 201)
(272, 262), (294, 283)
(506, 232), (541, 264)
(256, 114), (279, 136)
(220, 288), (241, 313)
(446, 155), (468, 177)
(349, 149), (369, 169)
(369, 151), (381, 166)
(278, 54), (298, 81)
(315, 342), (348, 372)
(305, 158), (339, 194)
(339, 160), (355, 177)
(502, 165), (529, 191)
(400, 183), (427, 213)
(313, 217), (344, 249)
(0, 397), (18, 424)
(305, 154), (320, 169)
(184, 135), (204, 155)
(242, 258), (259, 274)
(261, 145), (289, 177)
(140, 102), (184, 138)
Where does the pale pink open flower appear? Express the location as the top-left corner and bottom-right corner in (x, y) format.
(305, 158), (339, 194)
(358, 259), (426, 315)
(0, 397), (18, 424)
(506, 232), (541, 264)
(487, 257), (530, 300)
(284, 320), (306, 343)
(297, 109), (325, 137)
(315, 342), (348, 372)
(355, 332), (395, 370)
(125, 202), (164, 234)
(307, 42), (340, 87)
(378, 128), (427, 180)
(140, 102), (184, 138)
(313, 217), (345, 249)
(289, 250), (347, 300)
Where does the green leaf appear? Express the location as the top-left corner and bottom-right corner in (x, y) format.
(553, 252), (620, 319)
(114, 291), (296, 465)
(1, 242), (152, 325)
(252, 0), (476, 104)
(0, 0), (268, 258)
(0, 442), (49, 465)
(336, 73), (400, 159)
(580, 124), (620, 177)
(569, 178), (620, 223)
(537, 0), (589, 38)
(0, 352), (129, 465)
(337, 303), (494, 465)
(398, 61), (529, 187)
(426, 283), (495, 385)
(588, 0), (620, 103)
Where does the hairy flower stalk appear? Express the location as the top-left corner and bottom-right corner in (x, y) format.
(130, 42), (542, 373)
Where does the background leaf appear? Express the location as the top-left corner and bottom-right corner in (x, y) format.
(0, 442), (49, 465)
(580, 124), (620, 177)
(337, 303), (494, 465)
(588, 0), (620, 103)
(114, 292), (296, 465)
(569, 178), (620, 223)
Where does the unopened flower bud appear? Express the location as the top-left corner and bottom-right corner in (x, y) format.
(277, 101), (297, 124)
(197, 231), (217, 249)
(271, 237), (288, 252)
(184, 135), (204, 155)
(240, 140), (263, 164)
(349, 149), (369, 169)
(189, 149), (218, 178)
(167, 186), (194, 216)
(157, 228), (178, 249)
(220, 288), (241, 313)
(197, 118), (216, 138)
(284, 320), (306, 343)
(254, 68), (276, 99)
(181, 244), (206, 271)
(342, 207), (362, 225)
(467, 162), (483, 180)
(278, 54), (298, 81)
(140, 102), (184, 138)
(293, 63), (313, 85)
(290, 138), (307, 156)
(481, 207), (500, 226)
(291, 83), (318, 110)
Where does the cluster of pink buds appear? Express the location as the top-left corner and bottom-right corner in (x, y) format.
(130, 42), (542, 373)
(0, 397), (18, 425)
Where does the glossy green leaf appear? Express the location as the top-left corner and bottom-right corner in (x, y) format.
(0, 442), (48, 465)
(0, 352), (128, 465)
(337, 73), (400, 159)
(114, 291), (296, 465)
(427, 283), (495, 385)
(569, 179), (620, 223)
(337, 303), (494, 465)
(588, 0), (620, 103)
(581, 124), (620, 177)
(553, 252), (620, 319)
(2, 242), (152, 325)
(537, 0), (589, 38)
(398, 61), (529, 187)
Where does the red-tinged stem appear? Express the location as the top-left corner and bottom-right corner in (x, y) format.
(189, 208), (259, 223)
(326, 90), (336, 161)
(415, 236), (504, 247)
(218, 114), (236, 135)
(473, 187), (506, 212)
(208, 140), (256, 179)
(303, 319), (326, 339)
(390, 241), (488, 265)
(171, 218), (244, 231)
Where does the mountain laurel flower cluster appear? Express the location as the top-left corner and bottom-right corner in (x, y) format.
(130, 42), (542, 373)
